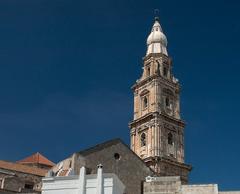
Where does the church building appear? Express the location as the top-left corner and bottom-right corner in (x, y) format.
(40, 16), (240, 194)
(129, 16), (191, 184)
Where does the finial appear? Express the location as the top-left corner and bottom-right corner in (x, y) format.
(154, 9), (160, 21)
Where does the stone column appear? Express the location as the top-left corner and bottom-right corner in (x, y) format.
(148, 126), (151, 156)
(150, 126), (154, 156)
(155, 81), (157, 112)
(154, 124), (157, 156)
(156, 124), (160, 156)
(157, 124), (161, 156)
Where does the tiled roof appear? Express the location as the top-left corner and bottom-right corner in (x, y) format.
(17, 152), (55, 167)
(0, 160), (47, 176)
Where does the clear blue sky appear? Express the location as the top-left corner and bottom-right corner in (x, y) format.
(0, 0), (239, 190)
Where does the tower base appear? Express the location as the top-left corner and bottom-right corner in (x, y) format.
(144, 156), (192, 184)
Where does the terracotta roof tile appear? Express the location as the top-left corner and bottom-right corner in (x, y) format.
(17, 152), (55, 167)
(0, 160), (47, 176)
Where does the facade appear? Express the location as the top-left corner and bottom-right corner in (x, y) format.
(42, 165), (125, 194)
(129, 16), (191, 183)
(48, 139), (154, 194)
(0, 153), (54, 193)
(144, 176), (240, 194)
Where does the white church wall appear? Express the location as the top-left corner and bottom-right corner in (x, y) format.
(42, 176), (80, 194)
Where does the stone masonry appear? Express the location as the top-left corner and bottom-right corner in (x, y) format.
(129, 17), (191, 183)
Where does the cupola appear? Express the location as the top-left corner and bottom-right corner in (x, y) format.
(146, 17), (168, 56)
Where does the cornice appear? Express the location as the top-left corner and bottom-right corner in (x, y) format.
(129, 111), (185, 128)
(132, 74), (179, 91)
(142, 53), (170, 62)
(160, 113), (185, 127)
(129, 112), (155, 128)
(144, 156), (192, 171)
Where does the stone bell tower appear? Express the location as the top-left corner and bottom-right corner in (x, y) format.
(129, 17), (192, 184)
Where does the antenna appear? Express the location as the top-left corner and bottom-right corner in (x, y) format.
(154, 9), (160, 21)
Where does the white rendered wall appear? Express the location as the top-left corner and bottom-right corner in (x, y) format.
(42, 167), (125, 194)
(42, 176), (80, 194)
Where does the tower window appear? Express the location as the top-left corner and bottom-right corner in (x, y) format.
(142, 96), (148, 109)
(147, 67), (150, 77)
(165, 97), (170, 107)
(168, 132), (173, 145)
(140, 133), (146, 147)
(163, 67), (168, 77)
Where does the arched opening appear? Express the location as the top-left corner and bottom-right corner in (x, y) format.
(147, 67), (151, 76)
(143, 96), (148, 109)
(165, 97), (170, 107)
(140, 133), (146, 147)
(168, 132), (173, 145)
(163, 67), (168, 77)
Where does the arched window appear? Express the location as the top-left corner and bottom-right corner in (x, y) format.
(165, 97), (170, 107)
(143, 96), (148, 109)
(163, 67), (168, 77)
(147, 67), (150, 76)
(140, 133), (146, 147)
(157, 61), (161, 74)
(168, 132), (173, 145)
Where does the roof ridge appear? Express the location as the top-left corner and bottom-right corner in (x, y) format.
(78, 138), (122, 156)
(77, 138), (155, 175)
(17, 152), (55, 167)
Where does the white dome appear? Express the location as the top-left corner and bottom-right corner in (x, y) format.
(146, 19), (168, 56)
(147, 30), (167, 46)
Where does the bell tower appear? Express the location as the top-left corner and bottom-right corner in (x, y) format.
(129, 17), (192, 184)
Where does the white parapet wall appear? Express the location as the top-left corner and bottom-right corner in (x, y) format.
(42, 166), (125, 194)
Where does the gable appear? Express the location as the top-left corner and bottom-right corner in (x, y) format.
(75, 139), (154, 194)
(78, 138), (153, 172)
